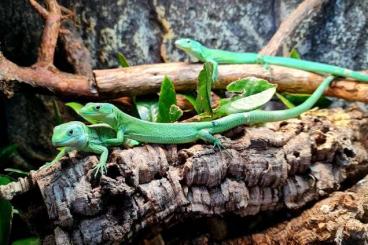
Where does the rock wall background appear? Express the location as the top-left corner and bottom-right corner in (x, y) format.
(0, 0), (367, 165)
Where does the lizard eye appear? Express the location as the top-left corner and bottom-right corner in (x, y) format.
(95, 105), (101, 110)
(68, 129), (73, 136)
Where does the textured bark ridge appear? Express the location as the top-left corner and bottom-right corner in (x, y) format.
(17, 107), (368, 244)
(226, 178), (368, 245)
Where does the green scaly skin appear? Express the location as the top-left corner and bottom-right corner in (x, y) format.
(47, 121), (123, 176)
(175, 38), (368, 82)
(80, 76), (334, 150)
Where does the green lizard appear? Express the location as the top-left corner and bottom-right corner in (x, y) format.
(47, 121), (124, 176)
(79, 76), (335, 150)
(175, 38), (368, 82)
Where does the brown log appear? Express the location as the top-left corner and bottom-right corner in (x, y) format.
(3, 107), (368, 243)
(2, 56), (368, 101)
(95, 62), (368, 102)
(259, 0), (329, 55)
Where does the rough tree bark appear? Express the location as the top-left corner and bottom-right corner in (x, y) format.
(226, 173), (368, 244)
(3, 107), (368, 243)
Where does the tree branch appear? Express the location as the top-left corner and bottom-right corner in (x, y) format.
(32, 0), (62, 67)
(2, 0), (367, 102)
(259, 0), (329, 56)
(0, 53), (94, 97)
(94, 63), (368, 102)
(2, 55), (368, 101)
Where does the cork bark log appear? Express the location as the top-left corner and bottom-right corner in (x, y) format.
(226, 173), (368, 244)
(5, 107), (368, 244)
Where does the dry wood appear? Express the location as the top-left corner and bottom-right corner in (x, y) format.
(1, 0), (367, 102)
(2, 54), (368, 101)
(0, 53), (94, 97)
(95, 63), (368, 102)
(4, 107), (368, 243)
(31, 0), (61, 67)
(259, 0), (329, 55)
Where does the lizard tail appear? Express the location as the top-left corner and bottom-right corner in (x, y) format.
(244, 75), (335, 124)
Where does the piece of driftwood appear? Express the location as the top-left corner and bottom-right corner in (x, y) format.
(3, 107), (368, 244)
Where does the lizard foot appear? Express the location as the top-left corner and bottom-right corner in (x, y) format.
(213, 138), (224, 151)
(213, 139), (233, 158)
(39, 161), (55, 170)
(93, 162), (107, 177)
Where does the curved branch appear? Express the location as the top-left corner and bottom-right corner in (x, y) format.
(0, 53), (95, 97)
(31, 0), (62, 67)
(259, 0), (329, 55)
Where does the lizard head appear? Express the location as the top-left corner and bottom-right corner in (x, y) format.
(80, 102), (115, 123)
(52, 121), (89, 148)
(175, 38), (206, 61)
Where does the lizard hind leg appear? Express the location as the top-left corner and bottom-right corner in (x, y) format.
(197, 129), (223, 150)
(197, 129), (233, 158)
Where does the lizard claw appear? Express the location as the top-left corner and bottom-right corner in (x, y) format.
(213, 139), (232, 158)
(213, 138), (224, 151)
(93, 162), (107, 177)
(40, 161), (56, 170)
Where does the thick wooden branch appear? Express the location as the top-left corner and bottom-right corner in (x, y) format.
(4, 107), (368, 243)
(95, 63), (368, 102)
(259, 0), (329, 55)
(0, 53), (95, 97)
(2, 56), (368, 101)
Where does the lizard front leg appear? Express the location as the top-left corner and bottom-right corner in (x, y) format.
(103, 127), (125, 146)
(88, 144), (109, 177)
(41, 147), (71, 169)
(103, 127), (140, 148)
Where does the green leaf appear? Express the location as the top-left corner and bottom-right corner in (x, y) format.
(289, 48), (301, 59)
(4, 168), (29, 176)
(169, 104), (183, 122)
(226, 77), (275, 97)
(179, 93), (198, 113)
(0, 176), (12, 245)
(196, 62), (213, 114)
(136, 100), (159, 122)
(215, 87), (276, 116)
(0, 144), (17, 161)
(65, 102), (84, 114)
(52, 100), (63, 124)
(117, 52), (129, 67)
(157, 76), (182, 122)
(275, 92), (295, 109)
(12, 237), (40, 245)
(65, 102), (99, 124)
(281, 92), (332, 108)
